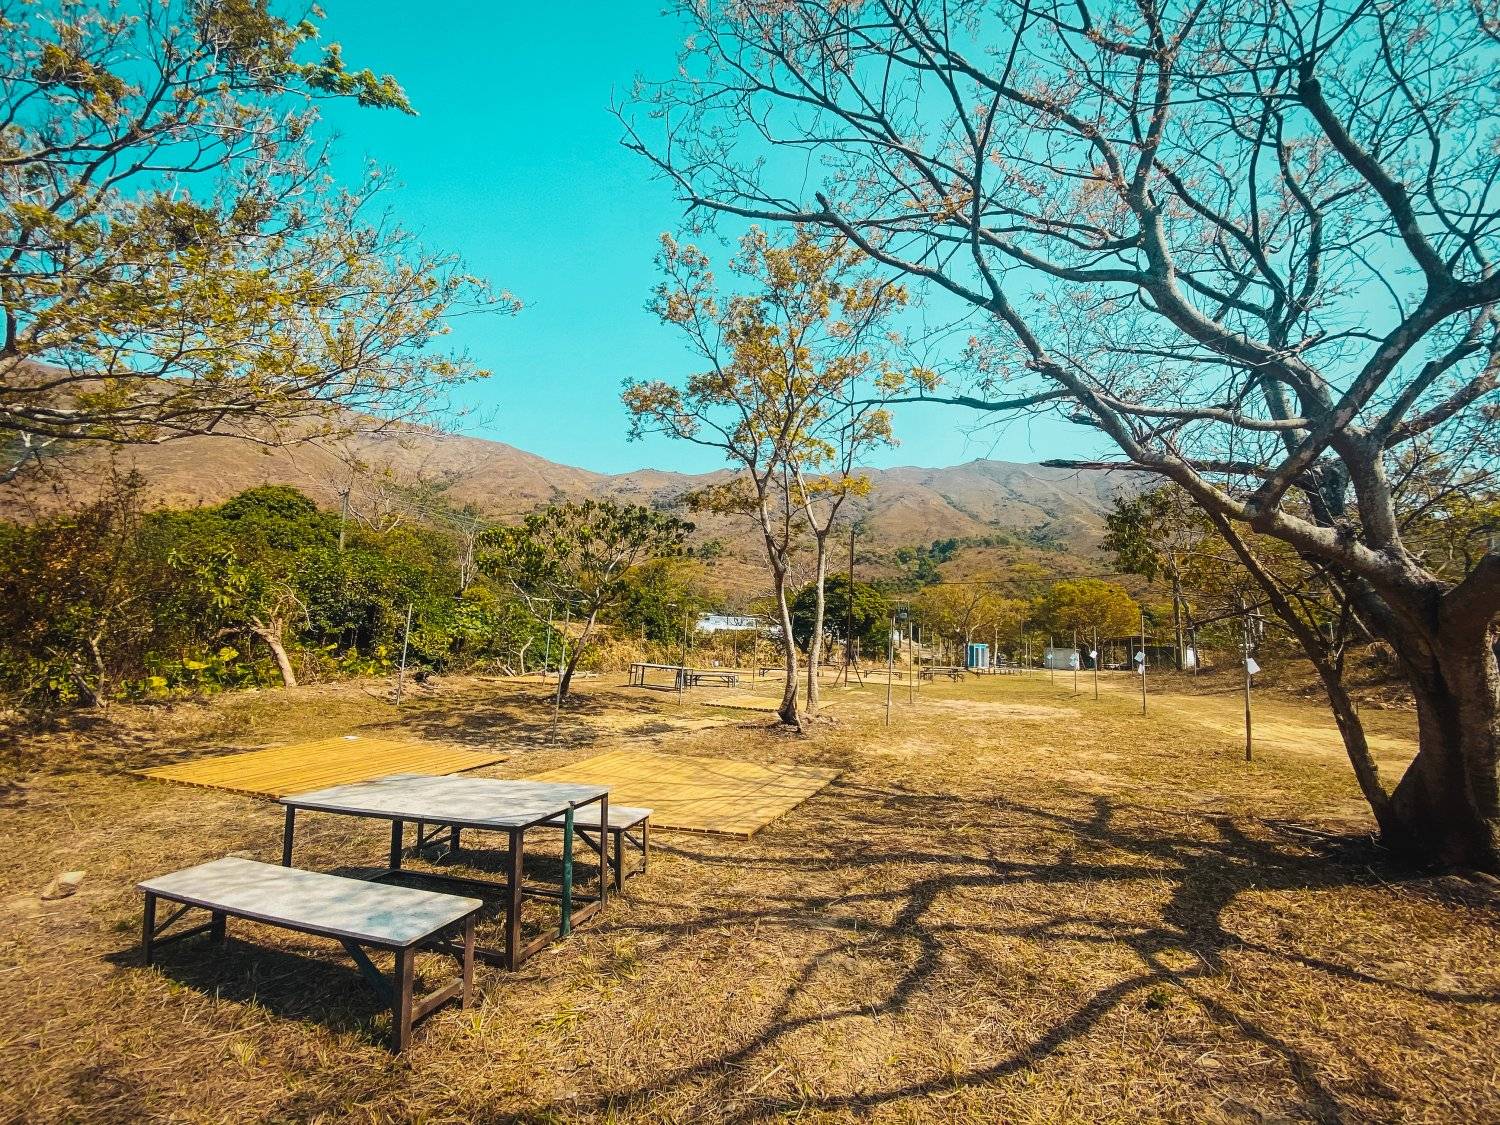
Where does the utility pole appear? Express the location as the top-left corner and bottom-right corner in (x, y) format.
(844, 524), (856, 684)
(885, 615), (895, 726)
(1093, 627), (1099, 701)
(1072, 627), (1079, 695)
(907, 614), (915, 704)
(542, 600), (554, 681)
(1048, 635), (1054, 684)
(1139, 610), (1148, 716)
(1243, 604), (1255, 762)
(678, 605), (690, 705)
(551, 602), (569, 741)
(337, 487), (351, 553)
(394, 602), (413, 705)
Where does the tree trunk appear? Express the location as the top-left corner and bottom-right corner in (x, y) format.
(805, 538), (829, 717)
(1384, 620), (1500, 868)
(773, 566), (800, 728)
(250, 620), (297, 688)
(557, 614), (598, 701)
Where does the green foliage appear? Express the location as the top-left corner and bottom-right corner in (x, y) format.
(480, 499), (693, 626)
(3, 1), (507, 482)
(610, 559), (715, 646)
(0, 481), (534, 711)
(1036, 579), (1140, 638)
(790, 576), (892, 654)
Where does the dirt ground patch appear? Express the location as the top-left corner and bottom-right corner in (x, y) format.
(1, 672), (1495, 1123)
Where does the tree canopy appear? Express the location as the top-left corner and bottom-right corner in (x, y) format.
(1, 0), (512, 481)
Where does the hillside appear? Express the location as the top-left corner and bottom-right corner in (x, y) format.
(6, 427), (1134, 585)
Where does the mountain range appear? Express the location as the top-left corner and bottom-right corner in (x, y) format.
(11, 426), (1135, 587)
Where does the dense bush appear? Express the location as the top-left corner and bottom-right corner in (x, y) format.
(0, 477), (552, 711)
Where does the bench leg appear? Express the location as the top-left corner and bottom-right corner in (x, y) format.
(461, 917), (475, 1008)
(210, 910), (226, 945)
(281, 806), (295, 866)
(142, 892), (157, 966)
(506, 828), (523, 971)
(393, 948), (415, 1053)
(389, 819), (404, 870)
(641, 819), (650, 875)
(611, 827), (624, 891)
(450, 826), (461, 853)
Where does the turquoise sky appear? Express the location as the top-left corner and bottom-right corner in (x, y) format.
(317, 1), (1085, 474)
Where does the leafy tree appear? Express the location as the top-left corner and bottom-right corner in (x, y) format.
(1105, 487), (1214, 668)
(1, 0), (511, 481)
(629, 0), (1500, 866)
(625, 228), (904, 725)
(1036, 580), (1141, 648)
(790, 576), (891, 658)
(611, 559), (715, 647)
(479, 500), (692, 699)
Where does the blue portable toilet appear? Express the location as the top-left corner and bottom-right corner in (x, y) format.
(966, 642), (990, 670)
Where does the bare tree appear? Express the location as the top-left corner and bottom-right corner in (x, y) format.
(626, 0), (1500, 866)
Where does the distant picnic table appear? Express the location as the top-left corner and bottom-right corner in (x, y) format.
(919, 666), (967, 682)
(628, 662), (744, 689)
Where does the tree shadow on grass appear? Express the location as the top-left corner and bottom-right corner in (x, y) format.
(104, 932), (439, 1049)
(531, 783), (1500, 1122)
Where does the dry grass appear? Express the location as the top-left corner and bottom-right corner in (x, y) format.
(1, 671), (1497, 1123)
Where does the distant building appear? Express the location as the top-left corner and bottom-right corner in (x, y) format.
(695, 614), (763, 634)
(1042, 646), (1079, 670)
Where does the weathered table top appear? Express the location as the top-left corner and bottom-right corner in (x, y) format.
(280, 773), (609, 829)
(138, 857), (481, 948)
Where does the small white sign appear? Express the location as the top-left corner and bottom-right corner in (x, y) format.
(1089, 650), (1098, 659)
(1246, 657), (1261, 676)
(1134, 652), (1145, 663)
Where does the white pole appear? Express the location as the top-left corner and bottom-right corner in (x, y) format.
(1140, 610), (1147, 716)
(885, 616), (895, 726)
(395, 602), (413, 706)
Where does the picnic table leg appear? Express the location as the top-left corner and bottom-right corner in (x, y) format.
(505, 828), (523, 970)
(611, 828), (624, 891)
(598, 795), (609, 909)
(389, 819), (404, 871)
(449, 826), (461, 853)
(461, 916), (475, 1007)
(641, 819), (650, 875)
(141, 892), (157, 966)
(393, 948), (415, 1053)
(210, 910), (226, 946)
(281, 807), (295, 866)
(560, 802), (574, 938)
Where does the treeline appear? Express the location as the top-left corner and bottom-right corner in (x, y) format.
(0, 478), (701, 712)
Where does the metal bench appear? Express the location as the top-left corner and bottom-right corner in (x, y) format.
(919, 666), (966, 681)
(684, 669), (741, 688)
(446, 805), (651, 893)
(542, 804), (651, 890)
(138, 856), (480, 1052)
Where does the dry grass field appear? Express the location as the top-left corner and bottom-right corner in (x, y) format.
(2, 670), (1497, 1123)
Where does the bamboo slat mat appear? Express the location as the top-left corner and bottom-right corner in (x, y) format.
(135, 736), (506, 798)
(527, 749), (838, 837)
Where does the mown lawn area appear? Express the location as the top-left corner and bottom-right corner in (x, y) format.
(1, 671), (1496, 1122)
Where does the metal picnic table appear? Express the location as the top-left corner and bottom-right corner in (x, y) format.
(279, 774), (609, 970)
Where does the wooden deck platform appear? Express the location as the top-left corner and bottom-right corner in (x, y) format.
(135, 736), (507, 798)
(527, 749), (838, 837)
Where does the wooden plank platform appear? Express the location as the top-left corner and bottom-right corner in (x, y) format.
(526, 749), (838, 837)
(135, 736), (507, 798)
